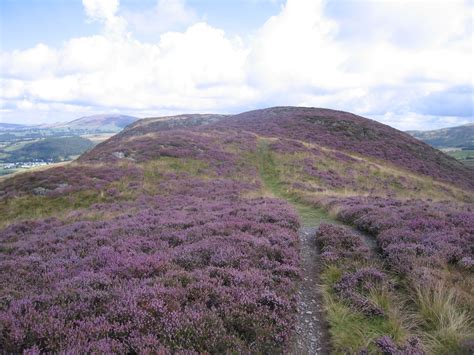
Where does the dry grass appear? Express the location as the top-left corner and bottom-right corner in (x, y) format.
(320, 265), (416, 353)
(414, 281), (474, 354)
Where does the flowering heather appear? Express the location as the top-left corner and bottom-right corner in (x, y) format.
(315, 224), (386, 316)
(0, 124), (300, 352)
(314, 223), (417, 352)
(0, 178), (300, 352)
(331, 197), (474, 277)
(0, 164), (142, 199)
(375, 336), (424, 355)
(81, 129), (259, 181)
(333, 268), (387, 317)
(315, 223), (370, 264)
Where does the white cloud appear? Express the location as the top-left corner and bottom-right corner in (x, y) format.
(83, 0), (119, 21)
(0, 18), (252, 118)
(1, 44), (58, 79)
(124, 0), (198, 35)
(0, 0), (472, 129)
(82, 0), (127, 35)
(247, 0), (348, 91)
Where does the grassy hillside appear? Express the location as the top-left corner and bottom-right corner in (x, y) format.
(0, 107), (472, 353)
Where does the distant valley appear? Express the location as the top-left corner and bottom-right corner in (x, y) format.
(0, 114), (138, 176)
(407, 123), (474, 167)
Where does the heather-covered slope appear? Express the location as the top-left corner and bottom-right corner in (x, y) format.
(89, 107), (473, 189)
(215, 107), (474, 190)
(1, 106), (473, 353)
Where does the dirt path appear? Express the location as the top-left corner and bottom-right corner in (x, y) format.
(256, 141), (379, 354)
(256, 141), (332, 354)
(289, 226), (331, 355)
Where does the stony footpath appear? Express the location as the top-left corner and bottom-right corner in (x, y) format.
(290, 226), (330, 354)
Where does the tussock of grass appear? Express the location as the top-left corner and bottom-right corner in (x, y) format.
(414, 282), (474, 354)
(322, 278), (413, 353)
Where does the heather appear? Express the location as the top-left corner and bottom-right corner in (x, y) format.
(330, 197), (474, 278)
(0, 127), (304, 352)
(0, 178), (300, 352)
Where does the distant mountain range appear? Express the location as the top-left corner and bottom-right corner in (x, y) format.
(407, 123), (474, 149)
(0, 114), (139, 133)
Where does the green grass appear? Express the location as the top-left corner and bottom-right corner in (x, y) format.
(143, 157), (211, 194)
(256, 138), (473, 203)
(446, 149), (474, 160)
(320, 264), (415, 353)
(0, 167), (18, 176)
(0, 190), (109, 227)
(256, 139), (334, 227)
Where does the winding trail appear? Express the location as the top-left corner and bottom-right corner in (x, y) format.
(256, 140), (377, 354)
(257, 141), (332, 354)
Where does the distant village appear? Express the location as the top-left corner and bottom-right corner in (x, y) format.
(1, 160), (52, 170)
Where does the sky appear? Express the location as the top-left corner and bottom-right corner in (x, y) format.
(0, 0), (473, 130)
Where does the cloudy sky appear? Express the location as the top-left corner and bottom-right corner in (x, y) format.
(0, 0), (472, 130)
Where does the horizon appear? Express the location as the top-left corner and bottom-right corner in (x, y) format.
(1, 0), (473, 130)
(0, 108), (473, 132)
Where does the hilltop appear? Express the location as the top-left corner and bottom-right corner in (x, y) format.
(1, 107), (473, 354)
(86, 107), (473, 190)
(46, 114), (138, 132)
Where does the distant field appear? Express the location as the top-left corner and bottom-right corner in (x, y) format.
(446, 149), (474, 167)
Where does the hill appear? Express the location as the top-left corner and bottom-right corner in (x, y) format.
(87, 107), (473, 190)
(408, 123), (474, 148)
(1, 107), (473, 354)
(47, 114), (138, 132)
(3, 136), (94, 163)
